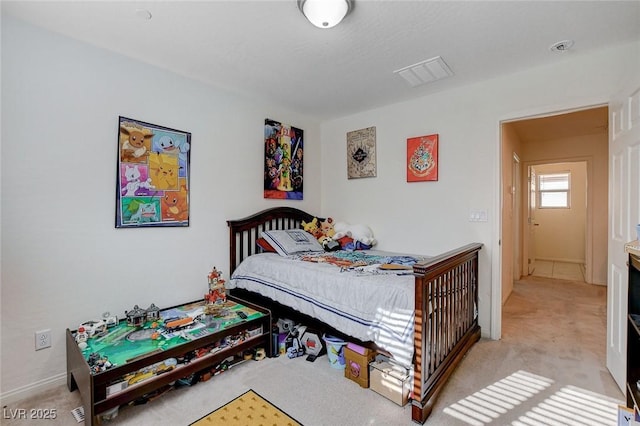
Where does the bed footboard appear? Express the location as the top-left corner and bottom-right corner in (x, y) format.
(411, 243), (482, 424)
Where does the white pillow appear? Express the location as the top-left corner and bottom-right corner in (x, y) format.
(261, 229), (324, 256)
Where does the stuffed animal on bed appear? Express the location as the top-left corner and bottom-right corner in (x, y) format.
(304, 217), (340, 251)
(320, 218), (336, 239)
(301, 218), (322, 239)
(333, 222), (377, 249)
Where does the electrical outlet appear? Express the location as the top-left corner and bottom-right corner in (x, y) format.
(35, 329), (52, 350)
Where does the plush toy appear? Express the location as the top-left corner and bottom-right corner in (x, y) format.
(318, 235), (340, 251)
(319, 218), (336, 239)
(301, 218), (321, 239)
(335, 235), (355, 250)
(307, 217), (340, 251)
(333, 222), (377, 249)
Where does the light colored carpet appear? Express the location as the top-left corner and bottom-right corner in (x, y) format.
(2, 276), (624, 425)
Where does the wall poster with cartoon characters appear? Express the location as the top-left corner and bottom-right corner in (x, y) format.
(264, 118), (303, 200)
(115, 116), (191, 228)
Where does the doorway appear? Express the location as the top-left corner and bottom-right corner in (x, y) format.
(501, 105), (608, 299)
(527, 161), (588, 283)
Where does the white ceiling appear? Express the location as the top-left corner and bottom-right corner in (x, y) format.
(2, 1), (639, 120)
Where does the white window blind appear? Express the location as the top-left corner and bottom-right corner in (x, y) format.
(538, 172), (570, 208)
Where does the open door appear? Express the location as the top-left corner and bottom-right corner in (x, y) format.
(527, 166), (537, 274)
(607, 85), (640, 391)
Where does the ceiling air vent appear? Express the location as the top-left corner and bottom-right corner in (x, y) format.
(394, 56), (454, 88)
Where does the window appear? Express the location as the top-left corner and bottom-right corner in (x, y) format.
(538, 172), (570, 208)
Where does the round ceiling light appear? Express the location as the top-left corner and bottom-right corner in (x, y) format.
(298, 0), (352, 29)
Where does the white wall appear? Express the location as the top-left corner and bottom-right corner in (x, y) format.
(0, 16), (321, 401)
(320, 40), (640, 338)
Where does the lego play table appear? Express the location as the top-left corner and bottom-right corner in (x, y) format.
(66, 296), (271, 425)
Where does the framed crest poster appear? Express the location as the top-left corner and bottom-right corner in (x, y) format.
(407, 134), (438, 182)
(347, 126), (376, 179)
(115, 116), (191, 228)
(264, 118), (304, 200)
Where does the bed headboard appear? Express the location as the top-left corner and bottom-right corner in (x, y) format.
(227, 207), (318, 275)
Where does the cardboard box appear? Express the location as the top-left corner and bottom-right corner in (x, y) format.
(344, 344), (376, 388)
(369, 360), (411, 406)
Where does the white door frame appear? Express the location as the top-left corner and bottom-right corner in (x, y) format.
(495, 104), (606, 339)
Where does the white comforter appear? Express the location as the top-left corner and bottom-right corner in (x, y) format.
(228, 251), (419, 367)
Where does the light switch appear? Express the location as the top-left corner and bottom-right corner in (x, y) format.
(469, 209), (488, 222)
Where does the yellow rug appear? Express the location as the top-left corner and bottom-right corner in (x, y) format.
(190, 389), (302, 426)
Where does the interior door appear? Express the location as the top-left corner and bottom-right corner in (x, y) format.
(607, 85), (640, 391)
(527, 166), (537, 274)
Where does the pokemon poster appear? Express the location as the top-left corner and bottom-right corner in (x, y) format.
(115, 116), (191, 228)
(264, 118), (303, 200)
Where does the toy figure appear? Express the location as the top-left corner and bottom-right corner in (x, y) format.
(75, 326), (88, 350)
(88, 352), (113, 374)
(204, 267), (226, 316)
(79, 320), (107, 338)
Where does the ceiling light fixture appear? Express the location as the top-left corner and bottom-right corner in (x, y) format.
(298, 0), (352, 29)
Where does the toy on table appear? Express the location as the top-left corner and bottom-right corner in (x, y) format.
(87, 352), (113, 374)
(102, 311), (119, 328)
(204, 267), (226, 316)
(75, 326), (89, 350)
(79, 319), (107, 338)
(125, 303), (160, 327)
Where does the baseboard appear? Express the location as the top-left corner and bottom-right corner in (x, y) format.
(535, 257), (585, 264)
(0, 372), (67, 406)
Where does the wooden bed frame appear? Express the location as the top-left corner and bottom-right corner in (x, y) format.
(227, 206), (482, 424)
